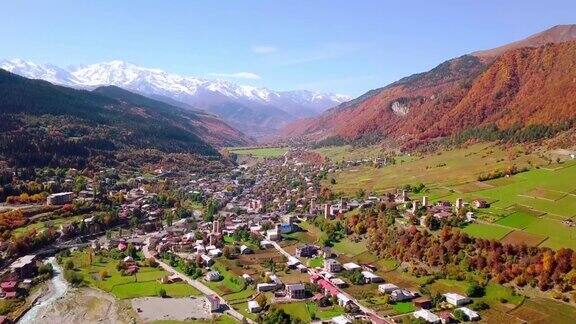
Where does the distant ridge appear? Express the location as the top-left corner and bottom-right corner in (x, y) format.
(473, 24), (576, 58)
(280, 25), (576, 149)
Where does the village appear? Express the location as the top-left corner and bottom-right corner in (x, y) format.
(0, 147), (506, 324)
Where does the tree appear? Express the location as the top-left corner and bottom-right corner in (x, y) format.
(64, 259), (75, 270)
(99, 269), (108, 280)
(466, 282), (485, 297)
(157, 288), (167, 298)
(223, 246), (232, 259)
(263, 309), (294, 324)
(453, 309), (466, 321)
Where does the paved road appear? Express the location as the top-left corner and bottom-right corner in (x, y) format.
(143, 239), (254, 324)
(270, 241), (390, 324)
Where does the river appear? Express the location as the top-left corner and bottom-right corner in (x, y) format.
(18, 257), (69, 324)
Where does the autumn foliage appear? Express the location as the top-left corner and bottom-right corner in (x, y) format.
(282, 38), (576, 150)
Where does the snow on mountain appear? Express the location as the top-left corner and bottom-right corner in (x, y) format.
(0, 58), (351, 138)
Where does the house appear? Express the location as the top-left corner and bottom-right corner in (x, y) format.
(317, 279), (339, 297)
(200, 254), (214, 266)
(443, 293), (471, 306)
(207, 294), (221, 311)
(378, 283), (399, 294)
(413, 296), (433, 309)
(9, 255), (37, 279)
(205, 271), (221, 281)
(331, 315), (352, 324)
(286, 283), (306, 299)
(46, 192), (74, 205)
(247, 300), (262, 313)
(336, 293), (353, 307)
(330, 278), (347, 287)
(260, 239), (273, 248)
(240, 245), (253, 254)
(126, 264), (139, 275)
(361, 270), (383, 283)
(296, 244), (317, 258)
(158, 274), (182, 284)
(472, 199), (488, 208)
(413, 309), (441, 323)
(390, 289), (416, 301)
(342, 262), (362, 271)
(287, 256), (301, 269)
(257, 283), (278, 292)
(242, 273), (252, 283)
(208, 248), (222, 257)
(455, 307), (480, 321)
(324, 259), (342, 273)
(266, 228), (280, 241)
(0, 281), (19, 299)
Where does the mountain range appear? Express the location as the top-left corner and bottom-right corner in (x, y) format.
(0, 69), (253, 171)
(280, 24), (576, 149)
(0, 59), (350, 138)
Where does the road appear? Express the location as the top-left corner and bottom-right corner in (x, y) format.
(270, 241), (391, 324)
(143, 238), (254, 324)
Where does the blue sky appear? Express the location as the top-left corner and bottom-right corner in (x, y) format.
(1, 0), (575, 96)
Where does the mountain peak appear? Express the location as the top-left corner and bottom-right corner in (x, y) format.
(1, 58), (349, 138)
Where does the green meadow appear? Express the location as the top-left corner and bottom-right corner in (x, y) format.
(61, 250), (201, 299)
(326, 143), (576, 249)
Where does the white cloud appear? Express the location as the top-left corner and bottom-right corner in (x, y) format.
(251, 45), (278, 54)
(208, 72), (261, 80)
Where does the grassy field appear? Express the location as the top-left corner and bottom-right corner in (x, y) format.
(204, 261), (247, 295)
(327, 142), (576, 250)
(275, 302), (345, 322)
(228, 146), (287, 158)
(313, 145), (387, 161)
(62, 250), (201, 299)
(308, 256), (324, 268)
(332, 238), (368, 257)
(392, 301), (416, 314)
(12, 214), (84, 235)
(326, 143), (546, 195)
(461, 223), (512, 240)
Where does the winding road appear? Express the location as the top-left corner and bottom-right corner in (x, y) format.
(143, 238), (254, 323)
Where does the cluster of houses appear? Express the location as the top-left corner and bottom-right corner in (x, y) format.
(0, 255), (38, 300)
(412, 293), (480, 323)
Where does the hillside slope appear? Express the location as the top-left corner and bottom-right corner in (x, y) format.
(92, 86), (255, 147)
(0, 70), (229, 170)
(281, 25), (576, 148)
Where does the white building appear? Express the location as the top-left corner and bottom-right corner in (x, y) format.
(331, 315), (352, 324)
(413, 309), (441, 323)
(443, 293), (471, 306)
(324, 258), (342, 273)
(456, 306), (480, 321)
(361, 270), (383, 283)
(378, 283), (399, 294)
(391, 289), (416, 301)
(342, 262), (362, 271)
(247, 300), (262, 313)
(205, 271), (221, 281)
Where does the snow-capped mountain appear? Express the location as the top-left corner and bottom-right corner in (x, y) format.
(0, 59), (351, 137)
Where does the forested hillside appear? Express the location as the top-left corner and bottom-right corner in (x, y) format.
(280, 25), (576, 150)
(0, 70), (229, 171)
